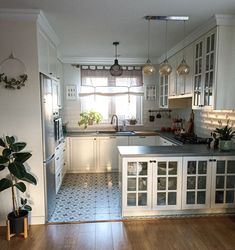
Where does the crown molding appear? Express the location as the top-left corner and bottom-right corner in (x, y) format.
(0, 8), (40, 20)
(37, 11), (60, 47)
(158, 14), (235, 63)
(62, 56), (157, 65)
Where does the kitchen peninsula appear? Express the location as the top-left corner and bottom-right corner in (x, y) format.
(118, 143), (235, 217)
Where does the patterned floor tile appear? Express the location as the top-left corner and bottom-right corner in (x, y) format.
(49, 173), (121, 223)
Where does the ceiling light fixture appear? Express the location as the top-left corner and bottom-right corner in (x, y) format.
(159, 19), (172, 76)
(177, 20), (190, 75)
(142, 17), (156, 75)
(110, 42), (123, 76)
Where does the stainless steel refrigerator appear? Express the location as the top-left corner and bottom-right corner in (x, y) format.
(40, 73), (56, 221)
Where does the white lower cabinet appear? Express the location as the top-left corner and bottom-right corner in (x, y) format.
(152, 157), (182, 210)
(182, 157), (211, 209)
(69, 136), (128, 173)
(121, 155), (235, 217)
(211, 156), (235, 208)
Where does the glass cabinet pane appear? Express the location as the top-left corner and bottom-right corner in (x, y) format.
(168, 192), (176, 205)
(216, 161), (225, 174)
(127, 178), (136, 191)
(157, 193), (166, 206)
(227, 161), (235, 173)
(226, 191), (234, 203)
(138, 162), (147, 175)
(158, 177), (166, 190)
(168, 177), (177, 190)
(158, 162), (166, 175)
(187, 176), (196, 189)
(138, 193), (147, 206)
(128, 162), (137, 176)
(197, 191), (206, 204)
(127, 193), (136, 206)
(216, 176), (224, 189)
(187, 161), (196, 174)
(198, 161), (207, 174)
(138, 177), (147, 191)
(198, 176), (206, 189)
(215, 191), (224, 203)
(226, 176), (235, 189)
(169, 162), (177, 174)
(187, 191), (195, 204)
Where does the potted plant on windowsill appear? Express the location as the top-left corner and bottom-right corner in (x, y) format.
(78, 111), (102, 129)
(214, 120), (235, 151)
(0, 136), (37, 240)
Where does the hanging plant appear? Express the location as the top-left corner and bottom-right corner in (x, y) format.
(0, 73), (28, 89)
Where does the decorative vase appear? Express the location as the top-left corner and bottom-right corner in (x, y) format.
(218, 140), (232, 151)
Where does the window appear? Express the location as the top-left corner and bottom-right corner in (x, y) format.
(80, 66), (143, 123)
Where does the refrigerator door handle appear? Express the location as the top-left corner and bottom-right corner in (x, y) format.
(43, 154), (55, 164)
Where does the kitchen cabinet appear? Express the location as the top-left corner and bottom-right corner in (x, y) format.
(69, 136), (128, 173)
(129, 136), (157, 146)
(52, 80), (62, 110)
(70, 137), (97, 173)
(159, 75), (169, 108)
(37, 29), (58, 78)
(55, 139), (66, 193)
(168, 44), (194, 98)
(122, 158), (152, 213)
(152, 157), (182, 210)
(211, 156), (235, 208)
(182, 157), (211, 209)
(193, 24), (235, 110)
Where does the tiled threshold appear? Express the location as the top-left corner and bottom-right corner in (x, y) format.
(49, 173), (121, 223)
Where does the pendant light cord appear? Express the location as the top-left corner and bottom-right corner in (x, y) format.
(147, 19), (150, 60)
(165, 20), (168, 61)
(115, 44), (117, 60)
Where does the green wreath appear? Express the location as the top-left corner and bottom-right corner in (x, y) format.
(0, 73), (28, 89)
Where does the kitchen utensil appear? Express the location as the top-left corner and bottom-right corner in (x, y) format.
(156, 112), (161, 119)
(149, 110), (155, 122)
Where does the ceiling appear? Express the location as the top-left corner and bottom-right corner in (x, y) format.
(1, 0), (235, 62)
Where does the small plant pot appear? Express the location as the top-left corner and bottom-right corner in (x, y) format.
(129, 119), (137, 125)
(218, 140), (232, 151)
(88, 120), (94, 126)
(8, 210), (28, 235)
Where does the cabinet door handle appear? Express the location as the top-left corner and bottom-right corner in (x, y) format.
(56, 157), (59, 160)
(63, 149), (66, 152)
(150, 160), (156, 163)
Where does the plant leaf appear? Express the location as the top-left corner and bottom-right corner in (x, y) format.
(0, 178), (13, 191)
(0, 165), (5, 171)
(20, 172), (37, 185)
(14, 182), (26, 192)
(8, 162), (26, 179)
(0, 156), (8, 164)
(14, 152), (32, 163)
(11, 142), (26, 152)
(6, 136), (15, 145)
(2, 148), (11, 158)
(0, 138), (6, 148)
(23, 205), (32, 211)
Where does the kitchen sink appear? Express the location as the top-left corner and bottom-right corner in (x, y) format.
(97, 130), (135, 135)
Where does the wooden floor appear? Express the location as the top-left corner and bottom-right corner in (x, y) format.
(1, 216), (235, 250)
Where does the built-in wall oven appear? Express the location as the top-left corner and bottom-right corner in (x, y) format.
(54, 117), (63, 144)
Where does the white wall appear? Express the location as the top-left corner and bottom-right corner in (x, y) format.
(61, 64), (172, 131)
(0, 17), (45, 225)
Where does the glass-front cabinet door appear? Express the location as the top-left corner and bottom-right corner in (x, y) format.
(152, 157), (182, 210)
(159, 75), (168, 108)
(122, 158), (152, 212)
(211, 156), (235, 208)
(182, 157), (211, 209)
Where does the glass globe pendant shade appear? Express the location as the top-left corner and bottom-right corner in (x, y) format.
(110, 59), (123, 76)
(159, 59), (172, 76)
(176, 58), (190, 76)
(142, 59), (156, 75)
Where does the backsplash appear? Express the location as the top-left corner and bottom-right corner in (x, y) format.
(194, 109), (235, 138)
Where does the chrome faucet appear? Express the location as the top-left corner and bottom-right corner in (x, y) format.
(111, 115), (119, 131)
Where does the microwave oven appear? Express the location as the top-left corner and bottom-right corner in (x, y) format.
(54, 117), (63, 143)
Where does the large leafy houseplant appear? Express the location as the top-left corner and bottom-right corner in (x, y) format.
(0, 136), (37, 217)
(78, 111), (102, 129)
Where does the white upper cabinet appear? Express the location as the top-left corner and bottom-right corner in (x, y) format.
(193, 24), (235, 110)
(159, 75), (169, 108)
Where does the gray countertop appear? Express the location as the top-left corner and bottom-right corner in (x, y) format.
(118, 145), (235, 157)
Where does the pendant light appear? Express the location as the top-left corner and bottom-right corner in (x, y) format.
(159, 20), (172, 76)
(110, 42), (123, 76)
(177, 21), (190, 75)
(142, 17), (156, 75)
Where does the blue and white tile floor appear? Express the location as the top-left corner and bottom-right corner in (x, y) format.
(49, 173), (121, 222)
